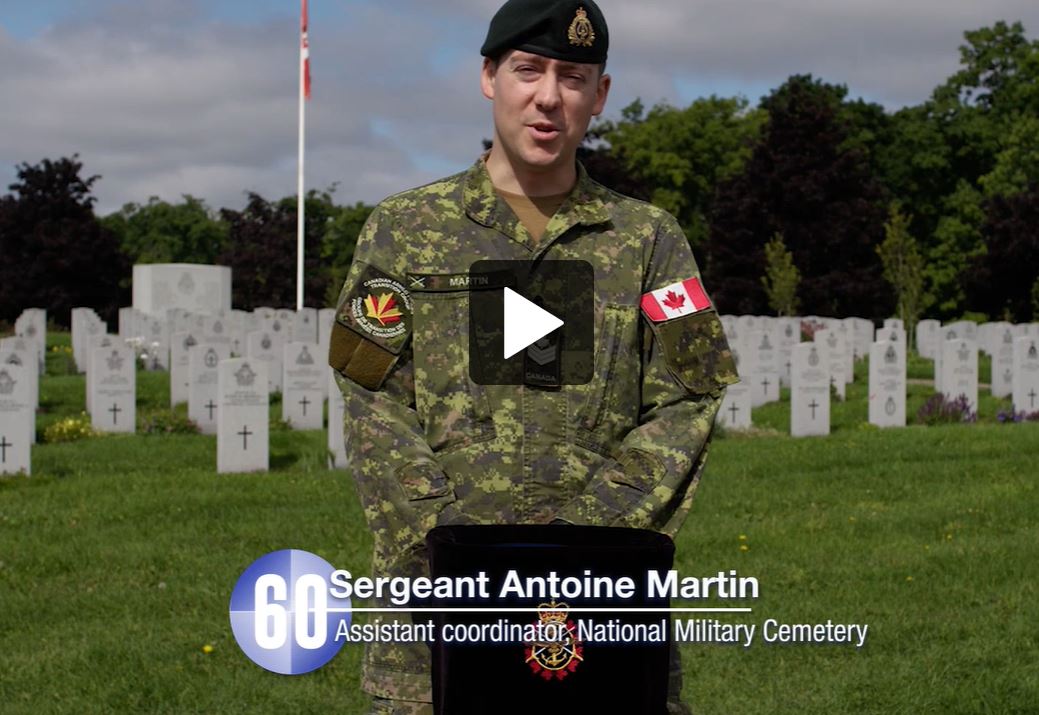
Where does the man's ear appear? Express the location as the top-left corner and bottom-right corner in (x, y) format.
(480, 57), (497, 101)
(592, 72), (611, 116)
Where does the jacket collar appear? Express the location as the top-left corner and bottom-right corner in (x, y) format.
(463, 155), (612, 249)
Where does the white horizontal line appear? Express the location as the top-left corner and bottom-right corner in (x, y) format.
(322, 607), (752, 613)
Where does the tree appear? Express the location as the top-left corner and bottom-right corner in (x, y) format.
(760, 233), (800, 316)
(218, 190), (336, 310)
(321, 201), (374, 307)
(0, 156), (127, 325)
(965, 186), (1039, 321)
(102, 195), (227, 265)
(876, 205), (926, 347)
(707, 75), (891, 318)
(602, 97), (763, 250)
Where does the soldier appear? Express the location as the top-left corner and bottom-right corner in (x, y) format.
(329, 1), (737, 713)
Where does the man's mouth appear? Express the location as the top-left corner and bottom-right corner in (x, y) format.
(528, 122), (560, 140)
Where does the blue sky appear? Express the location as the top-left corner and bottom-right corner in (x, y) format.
(1, 0), (1037, 214)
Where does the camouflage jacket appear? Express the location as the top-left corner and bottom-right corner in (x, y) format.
(331, 157), (737, 700)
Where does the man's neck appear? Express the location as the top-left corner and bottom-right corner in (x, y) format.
(483, 145), (577, 197)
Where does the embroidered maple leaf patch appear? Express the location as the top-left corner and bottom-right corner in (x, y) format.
(364, 292), (403, 325)
(662, 290), (686, 310)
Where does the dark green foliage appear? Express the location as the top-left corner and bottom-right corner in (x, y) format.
(217, 191), (336, 310)
(707, 75), (891, 318)
(102, 195), (228, 266)
(966, 186), (1039, 321)
(0, 156), (128, 326)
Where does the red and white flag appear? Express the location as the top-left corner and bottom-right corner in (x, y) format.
(640, 277), (712, 322)
(301, 0), (311, 99)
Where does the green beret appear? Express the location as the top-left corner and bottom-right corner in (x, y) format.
(481, 0), (608, 65)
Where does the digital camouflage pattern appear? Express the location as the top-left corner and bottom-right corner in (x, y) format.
(332, 156), (738, 705)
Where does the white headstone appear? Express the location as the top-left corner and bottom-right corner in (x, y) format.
(90, 346), (135, 434)
(189, 344), (231, 434)
(14, 309), (46, 372)
(246, 331), (283, 394)
(869, 342), (906, 427)
(991, 325), (1015, 398)
(217, 358), (269, 473)
(791, 342), (830, 437)
(144, 318), (170, 370)
(777, 317), (800, 386)
(169, 331), (199, 406)
(874, 325), (906, 356)
(718, 383), (752, 430)
(328, 370), (347, 469)
(132, 264), (232, 317)
(843, 317), (870, 360)
(0, 363), (32, 475)
(85, 334), (117, 414)
(292, 308), (319, 344)
(748, 329), (780, 406)
(1012, 337), (1039, 414)
(940, 339), (978, 412)
(0, 337), (38, 411)
(282, 342), (324, 430)
(883, 318), (904, 332)
(916, 319), (940, 359)
(817, 329), (850, 399)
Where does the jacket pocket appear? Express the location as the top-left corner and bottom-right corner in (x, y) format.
(410, 290), (495, 452)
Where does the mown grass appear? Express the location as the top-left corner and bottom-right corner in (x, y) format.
(1, 334), (1037, 713)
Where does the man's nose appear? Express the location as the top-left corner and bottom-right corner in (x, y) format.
(534, 75), (562, 112)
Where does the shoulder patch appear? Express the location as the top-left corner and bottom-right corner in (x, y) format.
(338, 262), (413, 355)
(330, 262), (414, 390)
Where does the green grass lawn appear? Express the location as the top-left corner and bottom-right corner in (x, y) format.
(1, 334), (1037, 713)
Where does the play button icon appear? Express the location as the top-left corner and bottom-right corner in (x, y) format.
(502, 288), (564, 359)
(468, 260), (594, 386)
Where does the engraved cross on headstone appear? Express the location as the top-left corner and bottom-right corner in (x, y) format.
(761, 377), (770, 393)
(1030, 389), (1037, 409)
(238, 425), (252, 450)
(728, 403), (739, 423)
(0, 436), (10, 463)
(109, 403), (122, 425)
(809, 400), (819, 420)
(299, 396), (311, 416)
(205, 400), (217, 420)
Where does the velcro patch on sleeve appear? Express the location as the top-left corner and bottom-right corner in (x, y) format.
(640, 277), (711, 323)
(330, 261), (414, 390)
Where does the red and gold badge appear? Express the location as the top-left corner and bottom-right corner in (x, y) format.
(525, 601), (583, 680)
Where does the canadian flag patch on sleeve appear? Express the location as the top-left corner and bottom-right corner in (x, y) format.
(640, 277), (712, 322)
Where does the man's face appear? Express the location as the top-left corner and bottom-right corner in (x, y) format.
(481, 49), (610, 176)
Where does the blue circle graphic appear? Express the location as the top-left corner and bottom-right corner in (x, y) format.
(229, 549), (352, 675)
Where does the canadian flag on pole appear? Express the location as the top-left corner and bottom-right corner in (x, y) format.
(301, 0), (311, 99)
(640, 277), (712, 322)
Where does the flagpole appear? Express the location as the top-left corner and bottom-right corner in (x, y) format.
(296, 0), (307, 312)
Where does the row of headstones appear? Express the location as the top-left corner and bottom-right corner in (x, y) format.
(72, 306), (337, 374)
(718, 318), (1039, 436)
(0, 310), (47, 474)
(1, 341), (350, 476)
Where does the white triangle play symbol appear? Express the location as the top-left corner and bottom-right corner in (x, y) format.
(502, 287), (564, 360)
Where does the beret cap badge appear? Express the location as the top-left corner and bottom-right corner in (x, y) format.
(567, 7), (596, 47)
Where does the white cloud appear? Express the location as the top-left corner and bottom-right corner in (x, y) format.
(0, 0), (1037, 213)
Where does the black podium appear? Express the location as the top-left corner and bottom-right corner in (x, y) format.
(426, 524), (675, 714)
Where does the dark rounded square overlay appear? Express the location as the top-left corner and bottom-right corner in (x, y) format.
(468, 260), (594, 386)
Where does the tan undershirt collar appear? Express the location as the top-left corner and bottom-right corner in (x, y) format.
(495, 187), (570, 245)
